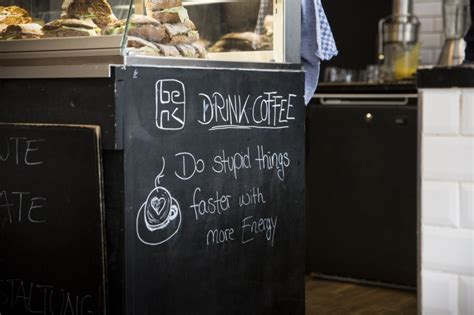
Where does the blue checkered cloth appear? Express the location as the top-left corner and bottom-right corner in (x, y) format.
(315, 0), (338, 61)
(255, 0), (271, 35)
(301, 0), (338, 104)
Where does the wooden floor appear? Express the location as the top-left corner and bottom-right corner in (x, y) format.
(305, 277), (417, 315)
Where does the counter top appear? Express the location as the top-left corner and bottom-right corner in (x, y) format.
(317, 82), (417, 94)
(417, 65), (474, 88)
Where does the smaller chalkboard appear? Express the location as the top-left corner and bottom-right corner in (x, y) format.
(0, 123), (106, 315)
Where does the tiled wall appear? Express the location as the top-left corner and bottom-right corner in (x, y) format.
(420, 88), (474, 314)
(414, 0), (444, 65)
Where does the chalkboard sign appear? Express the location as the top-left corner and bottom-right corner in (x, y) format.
(0, 124), (106, 315)
(120, 66), (305, 314)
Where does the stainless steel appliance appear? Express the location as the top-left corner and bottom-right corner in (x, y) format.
(378, 0), (420, 81)
(438, 0), (471, 66)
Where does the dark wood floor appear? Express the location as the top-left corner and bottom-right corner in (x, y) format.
(305, 277), (417, 315)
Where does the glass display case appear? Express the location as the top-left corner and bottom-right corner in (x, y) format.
(0, 0), (300, 77)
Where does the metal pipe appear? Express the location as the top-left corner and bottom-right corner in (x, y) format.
(392, 0), (414, 16)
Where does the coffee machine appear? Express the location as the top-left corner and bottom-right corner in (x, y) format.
(378, 0), (420, 81)
(438, 0), (471, 66)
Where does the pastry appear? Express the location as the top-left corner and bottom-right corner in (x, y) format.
(42, 19), (101, 37)
(147, 6), (189, 24)
(0, 23), (42, 40)
(105, 15), (167, 43)
(163, 22), (198, 45)
(61, 0), (117, 29)
(0, 6), (32, 25)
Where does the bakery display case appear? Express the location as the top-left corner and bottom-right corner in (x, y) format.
(1, 3), (306, 315)
(0, 0), (300, 77)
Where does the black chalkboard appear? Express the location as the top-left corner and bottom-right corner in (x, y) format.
(0, 124), (106, 315)
(119, 66), (305, 314)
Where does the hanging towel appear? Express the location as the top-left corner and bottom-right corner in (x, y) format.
(255, 0), (271, 35)
(301, 0), (338, 104)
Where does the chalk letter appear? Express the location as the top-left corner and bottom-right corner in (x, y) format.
(0, 191), (13, 225)
(241, 216), (254, 245)
(28, 197), (47, 224)
(0, 136), (10, 162)
(24, 139), (45, 166)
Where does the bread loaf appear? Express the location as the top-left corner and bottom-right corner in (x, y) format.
(61, 0), (117, 29)
(145, 0), (182, 11)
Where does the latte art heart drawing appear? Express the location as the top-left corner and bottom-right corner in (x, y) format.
(145, 186), (177, 229)
(151, 197), (167, 217)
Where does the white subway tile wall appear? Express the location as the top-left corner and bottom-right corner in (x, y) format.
(420, 33), (444, 48)
(422, 181), (460, 227)
(459, 276), (474, 315)
(422, 270), (458, 315)
(421, 88), (474, 315)
(423, 137), (474, 182)
(420, 17), (436, 32)
(414, 0), (445, 65)
(462, 90), (474, 136)
(420, 50), (434, 66)
(434, 17), (444, 32)
(422, 89), (461, 135)
(460, 183), (474, 229)
(422, 226), (474, 275)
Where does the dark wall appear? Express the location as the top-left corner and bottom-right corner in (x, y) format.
(321, 0), (392, 77)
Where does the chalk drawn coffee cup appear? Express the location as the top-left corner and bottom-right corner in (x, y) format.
(145, 187), (179, 231)
(137, 186), (181, 246)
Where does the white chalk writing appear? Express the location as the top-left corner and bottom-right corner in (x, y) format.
(255, 145), (291, 181)
(190, 187), (232, 221)
(198, 92), (296, 131)
(0, 137), (45, 166)
(238, 187), (266, 208)
(212, 147), (251, 179)
(155, 79), (186, 130)
(206, 226), (235, 246)
(0, 191), (47, 228)
(174, 152), (205, 181)
(146, 80), (301, 251)
(0, 279), (96, 315)
(241, 216), (278, 246)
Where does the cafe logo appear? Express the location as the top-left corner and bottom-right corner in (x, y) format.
(155, 79), (186, 131)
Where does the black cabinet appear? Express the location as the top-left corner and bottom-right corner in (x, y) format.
(306, 87), (417, 288)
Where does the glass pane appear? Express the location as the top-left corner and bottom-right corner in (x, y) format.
(188, 0), (275, 61)
(0, 0), (281, 63)
(0, 0), (129, 39)
(122, 0), (277, 62)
